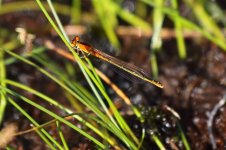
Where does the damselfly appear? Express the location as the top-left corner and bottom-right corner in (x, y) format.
(71, 36), (163, 88)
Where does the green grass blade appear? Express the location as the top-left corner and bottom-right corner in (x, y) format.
(85, 57), (105, 90)
(172, 0), (186, 59)
(150, 53), (158, 79)
(151, 134), (166, 150)
(177, 122), (190, 150)
(47, 0), (69, 42)
(149, 0), (165, 79)
(56, 121), (69, 150)
(151, 0), (164, 51)
(0, 49), (7, 124)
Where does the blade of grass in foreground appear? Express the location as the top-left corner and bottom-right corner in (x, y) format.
(56, 121), (69, 150)
(152, 134), (166, 150)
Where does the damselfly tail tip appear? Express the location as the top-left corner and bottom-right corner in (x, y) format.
(151, 80), (164, 88)
(158, 83), (164, 88)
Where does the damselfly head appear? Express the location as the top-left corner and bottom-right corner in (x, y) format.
(71, 36), (80, 47)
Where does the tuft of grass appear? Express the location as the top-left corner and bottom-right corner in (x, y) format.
(5, 88), (105, 149)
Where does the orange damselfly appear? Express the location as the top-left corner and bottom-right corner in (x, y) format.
(71, 36), (163, 88)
